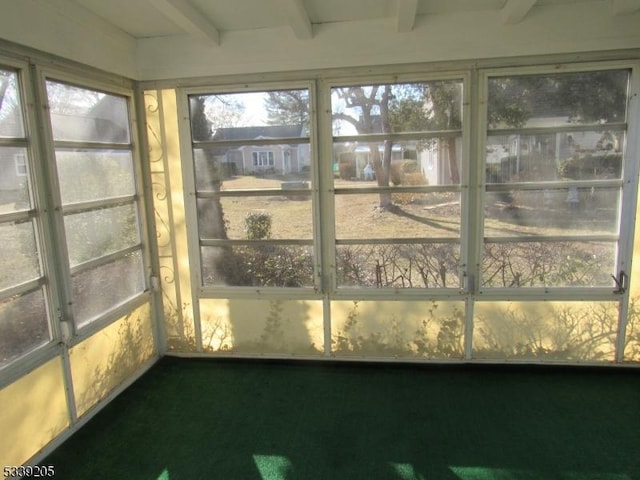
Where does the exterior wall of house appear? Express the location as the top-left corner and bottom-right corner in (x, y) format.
(419, 137), (463, 186)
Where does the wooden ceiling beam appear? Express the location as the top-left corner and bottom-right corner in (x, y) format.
(272, 0), (313, 40)
(609, 0), (640, 15)
(149, 0), (220, 45)
(396, 0), (419, 33)
(501, 0), (538, 24)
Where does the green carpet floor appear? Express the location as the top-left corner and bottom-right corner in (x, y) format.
(42, 358), (640, 479)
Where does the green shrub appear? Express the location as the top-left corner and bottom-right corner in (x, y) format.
(244, 211), (272, 240)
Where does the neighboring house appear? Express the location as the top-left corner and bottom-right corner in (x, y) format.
(209, 124), (310, 176)
(418, 137), (463, 186)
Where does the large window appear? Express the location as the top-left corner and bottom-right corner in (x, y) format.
(46, 80), (145, 327)
(188, 88), (315, 288)
(0, 68), (50, 367)
(330, 80), (464, 289)
(481, 69), (630, 290)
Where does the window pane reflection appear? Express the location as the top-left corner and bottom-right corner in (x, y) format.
(0, 289), (49, 366)
(0, 70), (24, 138)
(487, 70), (628, 129)
(0, 220), (40, 290)
(47, 81), (130, 144)
(72, 252), (144, 326)
(56, 150), (135, 204)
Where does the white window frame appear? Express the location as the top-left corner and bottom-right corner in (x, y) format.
(179, 81), (319, 300)
(35, 66), (151, 339)
(0, 58), (59, 380)
(476, 61), (640, 301)
(171, 55), (639, 363)
(321, 71), (471, 298)
(252, 150), (274, 167)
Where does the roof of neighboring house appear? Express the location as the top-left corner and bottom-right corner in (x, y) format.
(212, 124), (304, 141)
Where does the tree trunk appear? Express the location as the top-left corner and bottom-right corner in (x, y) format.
(446, 137), (460, 184)
(376, 86), (393, 208)
(196, 150), (227, 241)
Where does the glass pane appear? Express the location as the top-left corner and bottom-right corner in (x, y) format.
(0, 220), (40, 290)
(483, 187), (620, 237)
(56, 150), (135, 204)
(201, 245), (314, 287)
(487, 70), (629, 129)
(0, 147), (31, 212)
(331, 300), (465, 359)
(335, 193), (460, 239)
(189, 90), (310, 142)
(64, 204), (140, 266)
(205, 196), (312, 240)
(474, 301), (618, 361)
(0, 70), (24, 138)
(0, 288), (49, 366)
(333, 138), (462, 187)
(71, 251), (145, 327)
(486, 133), (624, 183)
(336, 243), (460, 288)
(193, 145), (311, 190)
(46, 81), (130, 144)
(482, 241), (616, 288)
(332, 81), (462, 135)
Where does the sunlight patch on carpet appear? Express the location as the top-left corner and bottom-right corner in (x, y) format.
(450, 466), (632, 480)
(253, 454), (293, 480)
(389, 462), (425, 480)
(156, 468), (170, 480)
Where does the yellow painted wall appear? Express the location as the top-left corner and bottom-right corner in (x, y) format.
(145, 89), (196, 353)
(70, 303), (155, 417)
(331, 300), (465, 359)
(145, 83), (639, 365)
(624, 177), (640, 361)
(474, 301), (619, 362)
(0, 357), (69, 468)
(199, 298), (324, 355)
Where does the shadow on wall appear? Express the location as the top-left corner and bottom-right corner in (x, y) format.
(474, 301), (621, 361)
(166, 299), (321, 356)
(71, 304), (154, 417)
(165, 297), (640, 362)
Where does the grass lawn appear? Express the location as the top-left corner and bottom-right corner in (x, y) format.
(218, 175), (610, 241)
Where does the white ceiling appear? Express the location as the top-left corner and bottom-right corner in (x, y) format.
(1, 0), (639, 81)
(68, 0), (640, 45)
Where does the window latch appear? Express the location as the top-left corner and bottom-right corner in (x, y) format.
(612, 271), (627, 294)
